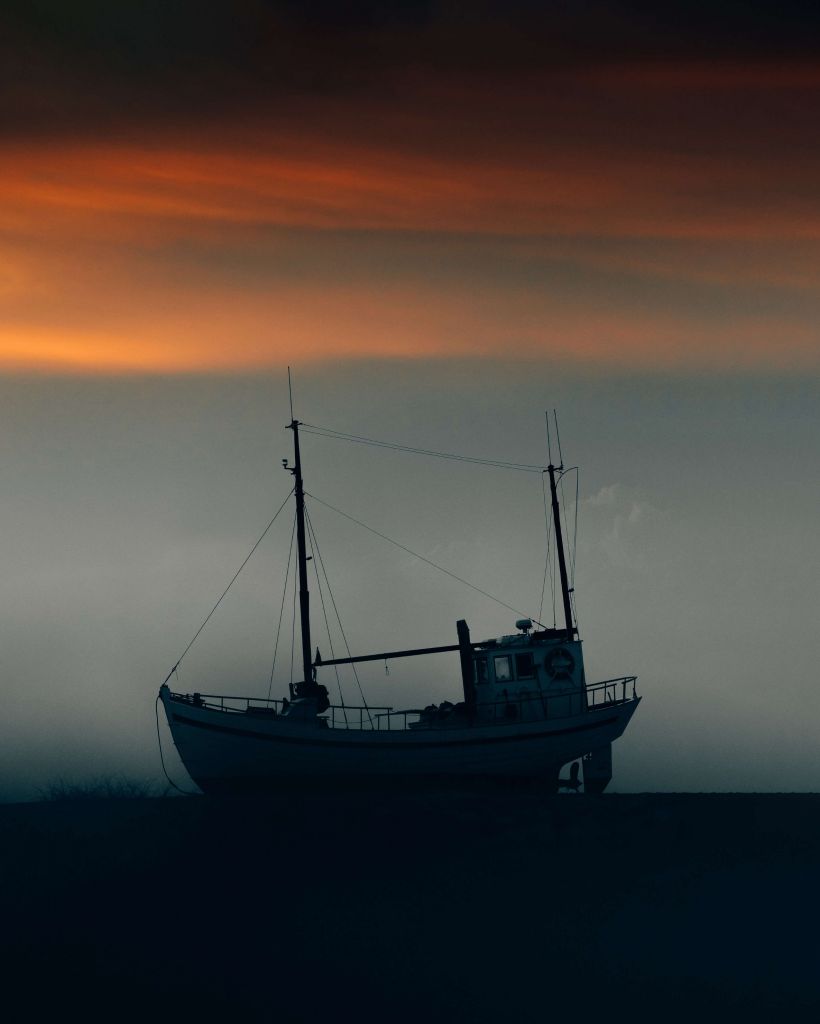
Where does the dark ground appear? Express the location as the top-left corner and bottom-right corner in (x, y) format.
(2, 792), (819, 1022)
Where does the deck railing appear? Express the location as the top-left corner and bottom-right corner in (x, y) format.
(584, 675), (638, 709)
(168, 675), (637, 731)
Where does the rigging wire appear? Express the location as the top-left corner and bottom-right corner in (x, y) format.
(266, 513), (297, 701)
(557, 468), (580, 587)
(306, 491), (546, 628)
(305, 509), (348, 719)
(551, 531), (557, 628)
(162, 488), (294, 681)
(538, 473), (555, 628)
(543, 412), (558, 628)
(558, 472), (572, 586)
(300, 423), (544, 473)
(289, 535), (298, 693)
(305, 503), (371, 723)
(571, 469), (580, 632)
(572, 471), (580, 588)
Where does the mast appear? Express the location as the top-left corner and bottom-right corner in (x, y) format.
(288, 417), (313, 689)
(547, 462), (575, 638)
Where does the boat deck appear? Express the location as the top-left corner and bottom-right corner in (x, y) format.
(168, 676), (638, 731)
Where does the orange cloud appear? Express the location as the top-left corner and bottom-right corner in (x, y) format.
(4, 132), (820, 243)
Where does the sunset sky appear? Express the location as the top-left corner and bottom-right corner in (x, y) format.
(2, 4), (819, 799)
(3, 1), (820, 373)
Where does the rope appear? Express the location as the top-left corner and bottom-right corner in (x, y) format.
(300, 423), (544, 473)
(305, 511), (348, 716)
(289, 542), (298, 692)
(306, 491), (546, 628)
(572, 471), (580, 588)
(155, 693), (199, 796)
(538, 473), (554, 628)
(305, 504), (371, 723)
(267, 512), (297, 701)
(162, 488), (294, 682)
(571, 469), (580, 632)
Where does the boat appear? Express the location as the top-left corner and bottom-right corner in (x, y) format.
(158, 407), (640, 794)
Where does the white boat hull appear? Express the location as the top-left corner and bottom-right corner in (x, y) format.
(160, 687), (640, 793)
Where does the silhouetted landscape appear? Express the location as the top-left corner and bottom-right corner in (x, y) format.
(3, 791), (819, 1021)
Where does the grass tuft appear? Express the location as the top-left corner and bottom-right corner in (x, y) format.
(38, 774), (161, 802)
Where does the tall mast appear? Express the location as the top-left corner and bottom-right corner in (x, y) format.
(547, 462), (574, 638)
(288, 417), (313, 688)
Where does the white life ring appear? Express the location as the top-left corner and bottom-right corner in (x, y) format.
(545, 646), (575, 680)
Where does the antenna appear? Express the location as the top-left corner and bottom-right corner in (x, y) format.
(553, 409), (564, 468)
(287, 366), (294, 421)
(545, 411), (553, 465)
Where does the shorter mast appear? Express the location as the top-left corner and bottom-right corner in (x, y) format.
(547, 462), (575, 638)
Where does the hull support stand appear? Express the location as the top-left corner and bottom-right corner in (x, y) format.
(583, 744), (612, 794)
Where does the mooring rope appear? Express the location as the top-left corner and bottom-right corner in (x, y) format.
(155, 692), (199, 796)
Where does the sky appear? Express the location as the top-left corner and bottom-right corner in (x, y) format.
(3, 1), (820, 373)
(1, 3), (819, 798)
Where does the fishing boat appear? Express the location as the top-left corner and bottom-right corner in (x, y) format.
(158, 410), (640, 794)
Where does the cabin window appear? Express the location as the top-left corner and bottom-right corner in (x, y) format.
(494, 655), (512, 682)
(515, 653), (535, 679)
(475, 658), (489, 685)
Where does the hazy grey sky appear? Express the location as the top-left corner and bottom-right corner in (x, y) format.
(4, 4), (820, 803)
(1, 362), (818, 800)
